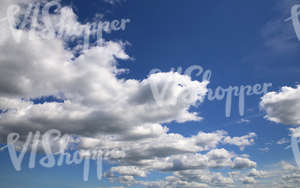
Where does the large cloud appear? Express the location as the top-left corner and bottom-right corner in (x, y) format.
(0, 1), (260, 187)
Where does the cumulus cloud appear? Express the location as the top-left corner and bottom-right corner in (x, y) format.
(260, 85), (300, 126)
(248, 168), (267, 178)
(240, 176), (256, 184)
(138, 161), (299, 188)
(223, 132), (256, 151)
(107, 166), (147, 177)
(0, 1), (260, 187)
(232, 157), (256, 169)
(290, 127), (300, 138)
(235, 161), (300, 188)
(138, 169), (234, 188)
(276, 161), (300, 188)
(0, 25), (209, 139)
(79, 130), (257, 173)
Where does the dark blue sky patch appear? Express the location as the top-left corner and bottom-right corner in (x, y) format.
(31, 96), (65, 104)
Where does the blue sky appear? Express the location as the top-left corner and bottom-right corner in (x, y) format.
(1, 0), (300, 187)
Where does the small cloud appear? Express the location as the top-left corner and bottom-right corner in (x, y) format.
(259, 147), (270, 152)
(103, 0), (125, 5)
(237, 118), (250, 124)
(277, 137), (290, 145)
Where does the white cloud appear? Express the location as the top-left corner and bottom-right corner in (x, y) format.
(139, 169), (234, 188)
(108, 166), (147, 177)
(248, 168), (267, 178)
(260, 85), (300, 126)
(290, 127), (300, 138)
(277, 137), (290, 145)
(240, 176), (256, 184)
(223, 132), (256, 151)
(259, 147), (270, 152)
(236, 118), (250, 124)
(232, 157), (256, 169)
(0, 1), (261, 188)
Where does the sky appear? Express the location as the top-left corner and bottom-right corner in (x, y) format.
(0, 0), (300, 187)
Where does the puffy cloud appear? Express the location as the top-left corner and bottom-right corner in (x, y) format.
(0, 1), (260, 188)
(138, 169), (234, 188)
(223, 132), (256, 151)
(118, 175), (136, 185)
(290, 127), (300, 138)
(232, 157), (256, 169)
(0, 27), (209, 139)
(78, 130), (256, 173)
(137, 161), (297, 188)
(205, 149), (233, 169)
(277, 161), (300, 188)
(108, 166), (147, 177)
(260, 85), (300, 126)
(232, 161), (300, 188)
(194, 131), (226, 150)
(248, 168), (267, 178)
(240, 176), (256, 184)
